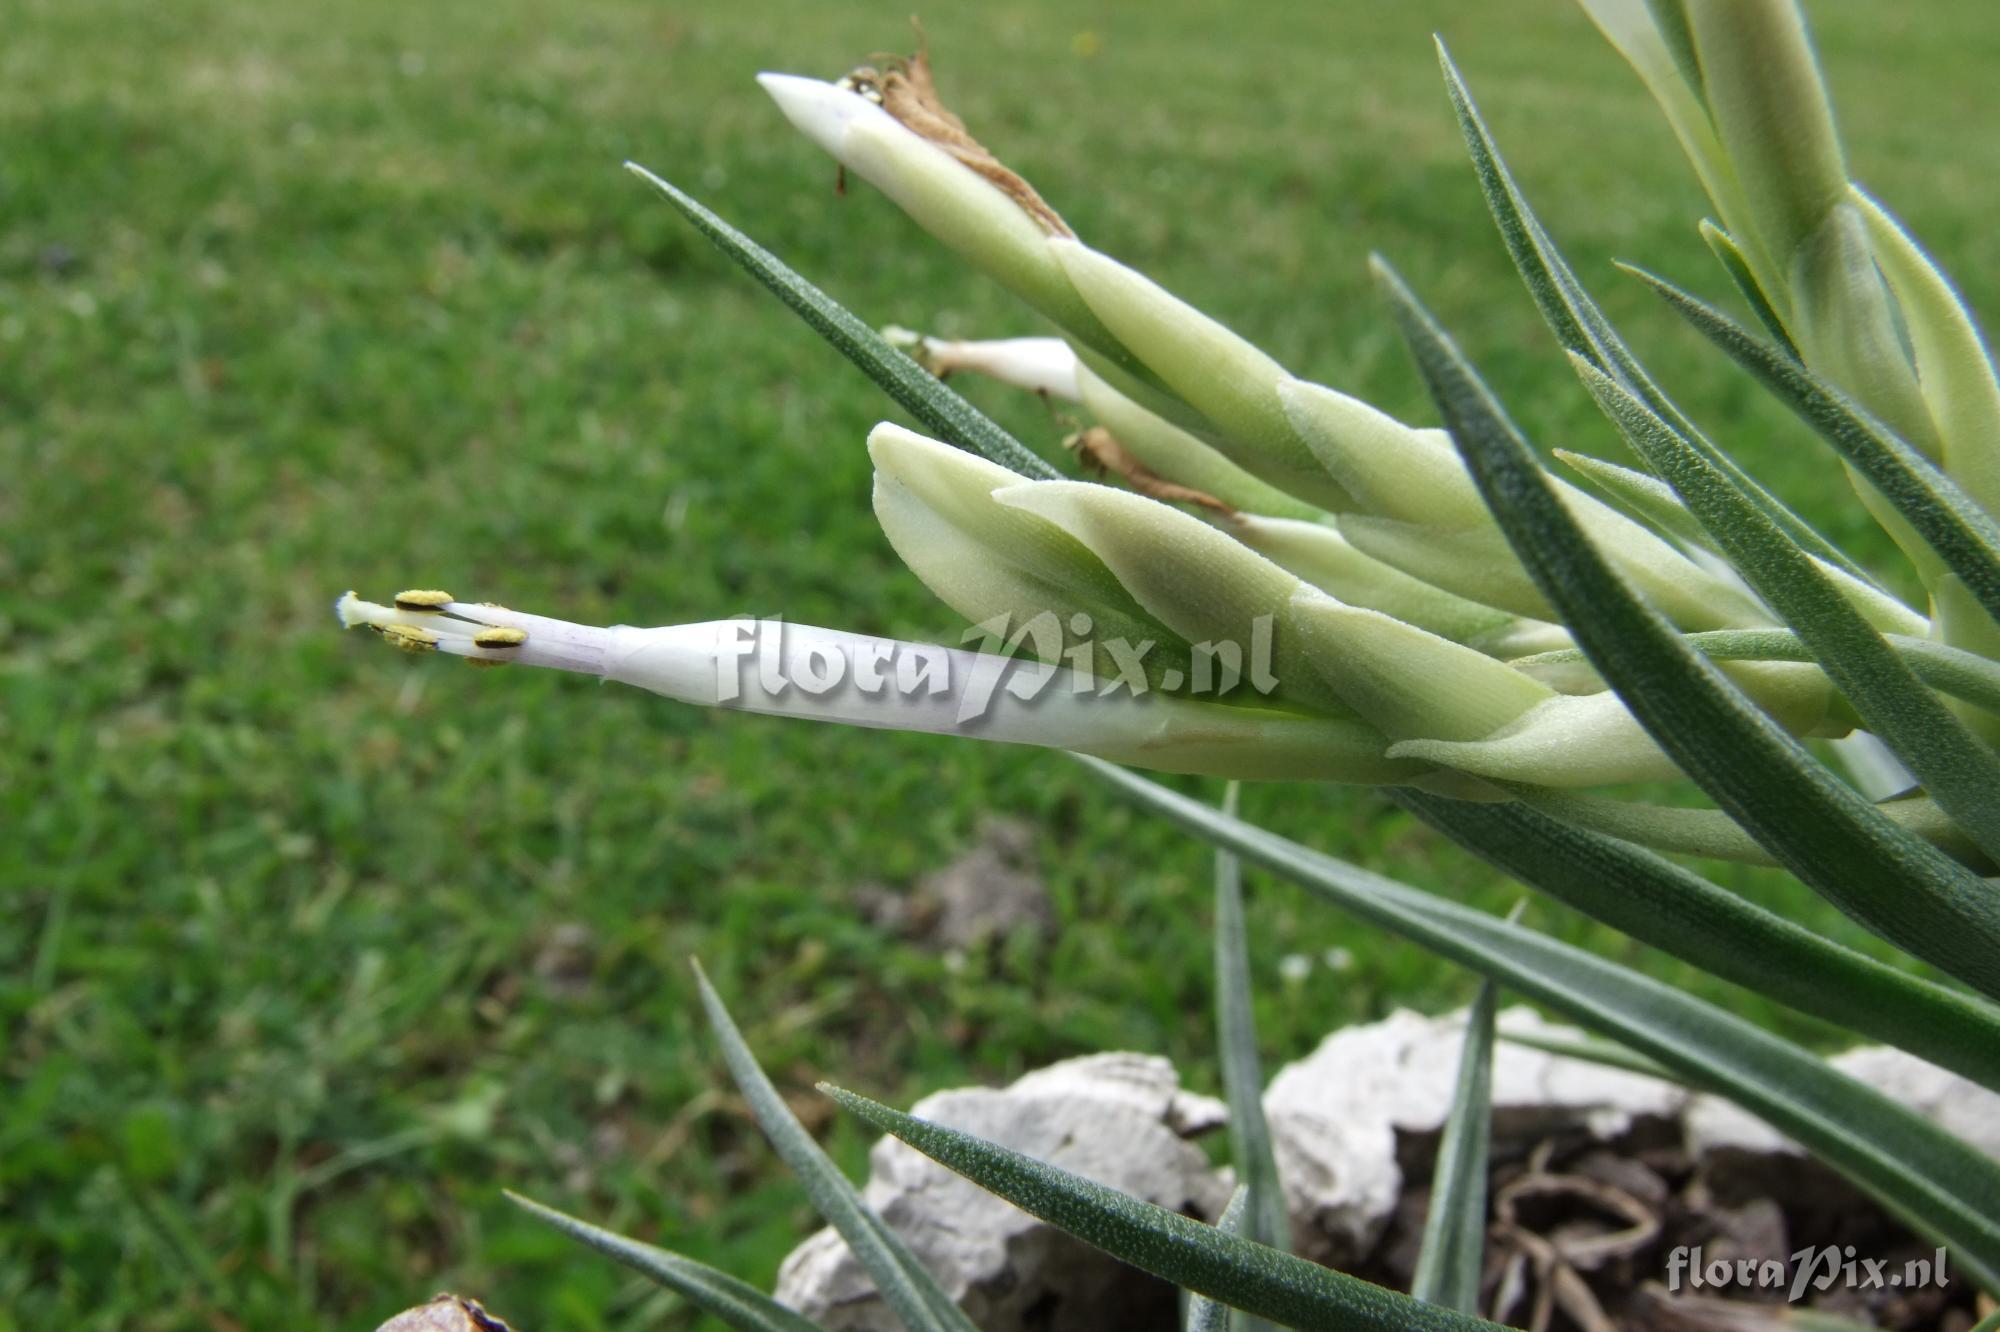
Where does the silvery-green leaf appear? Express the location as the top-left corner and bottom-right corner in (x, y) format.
(823, 1084), (1499, 1332)
(1213, 785), (1289, 1280)
(1377, 256), (2000, 1003)
(1552, 449), (1714, 552)
(506, 1192), (829, 1332)
(694, 962), (975, 1332)
(1406, 790), (2000, 1091)
(625, 164), (1055, 482)
(1409, 979), (1494, 1314)
(1184, 1186), (1250, 1332)
(1083, 757), (2000, 1290)
(1635, 266), (2000, 631)
(1573, 354), (2000, 863)
(1436, 45), (1868, 582)
(1699, 220), (1799, 358)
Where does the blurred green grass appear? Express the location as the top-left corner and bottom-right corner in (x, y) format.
(4, 0), (1998, 1328)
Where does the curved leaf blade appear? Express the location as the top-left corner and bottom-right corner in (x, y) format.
(1699, 219), (1800, 359)
(1080, 756), (2000, 1293)
(506, 1192), (828, 1332)
(822, 1085), (1499, 1332)
(1434, 42), (1866, 582)
(1213, 783), (1290, 1261)
(1375, 257), (2000, 1002)
(1633, 264), (2000, 628)
(1185, 1186), (1249, 1332)
(694, 961), (975, 1332)
(1395, 789), (2000, 1093)
(1573, 353), (2000, 863)
(626, 163), (1059, 482)
(1409, 980), (1495, 1314)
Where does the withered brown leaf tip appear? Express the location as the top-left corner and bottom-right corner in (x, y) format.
(845, 27), (1075, 239)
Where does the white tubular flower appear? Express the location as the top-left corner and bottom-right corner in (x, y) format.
(881, 328), (1082, 400)
(334, 591), (1418, 784)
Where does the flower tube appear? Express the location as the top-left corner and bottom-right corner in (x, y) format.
(334, 591), (1418, 784)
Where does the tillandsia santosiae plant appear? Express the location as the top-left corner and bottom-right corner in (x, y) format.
(343, 1), (2000, 1326)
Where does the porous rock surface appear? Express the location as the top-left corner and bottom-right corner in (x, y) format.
(775, 1009), (1998, 1329)
(774, 1052), (1229, 1332)
(1263, 1005), (1689, 1266)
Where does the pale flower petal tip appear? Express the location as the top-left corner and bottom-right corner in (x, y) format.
(754, 72), (896, 160)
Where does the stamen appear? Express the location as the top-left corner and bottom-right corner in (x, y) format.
(374, 623), (440, 653)
(394, 588), (455, 611)
(473, 627), (528, 648)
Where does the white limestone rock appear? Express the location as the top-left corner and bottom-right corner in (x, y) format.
(1685, 1043), (2000, 1161)
(774, 1052), (1229, 1332)
(1263, 1006), (1688, 1265)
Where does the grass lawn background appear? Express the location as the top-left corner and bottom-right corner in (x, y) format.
(5, 1), (1998, 1327)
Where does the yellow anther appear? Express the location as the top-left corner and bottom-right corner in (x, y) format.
(393, 589), (455, 611)
(472, 627), (528, 648)
(375, 623), (440, 653)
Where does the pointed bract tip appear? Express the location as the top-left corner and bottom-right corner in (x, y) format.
(756, 72), (890, 159)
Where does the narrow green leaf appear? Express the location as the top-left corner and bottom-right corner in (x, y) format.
(1634, 264), (2000, 627)
(693, 961), (975, 1332)
(1495, 1030), (1679, 1084)
(1552, 448), (1714, 550)
(1699, 219), (1800, 359)
(1573, 353), (2000, 864)
(1184, 1186), (1248, 1332)
(625, 163), (1058, 482)
(1514, 627), (2000, 719)
(1409, 980), (1494, 1314)
(1395, 789), (2000, 1093)
(1376, 257), (2000, 1002)
(1213, 783), (1290, 1265)
(506, 1192), (827, 1332)
(1970, 1306), (2000, 1332)
(823, 1084), (1499, 1332)
(1079, 756), (2000, 1293)
(1436, 45), (1869, 583)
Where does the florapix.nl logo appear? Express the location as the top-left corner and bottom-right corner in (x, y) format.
(712, 611), (1282, 724)
(1666, 1245), (1949, 1302)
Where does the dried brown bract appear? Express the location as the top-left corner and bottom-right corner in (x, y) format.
(841, 23), (1074, 238)
(1067, 426), (1239, 521)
